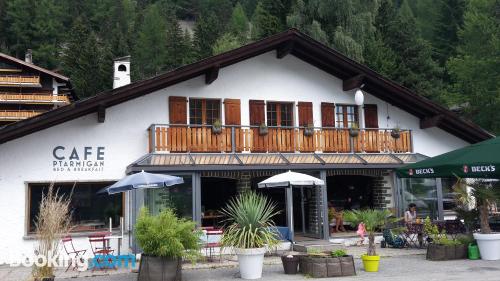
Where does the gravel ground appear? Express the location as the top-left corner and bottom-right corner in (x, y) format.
(47, 255), (500, 281)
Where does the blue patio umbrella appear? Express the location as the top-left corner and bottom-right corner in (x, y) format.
(98, 170), (184, 195)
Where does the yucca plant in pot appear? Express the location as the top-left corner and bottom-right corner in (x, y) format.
(344, 209), (398, 272)
(220, 192), (280, 279)
(135, 207), (201, 281)
(454, 178), (500, 260)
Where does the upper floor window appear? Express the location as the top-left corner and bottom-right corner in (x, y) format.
(267, 102), (293, 127)
(336, 105), (359, 128)
(189, 98), (221, 125)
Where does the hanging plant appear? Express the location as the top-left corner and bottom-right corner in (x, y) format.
(259, 122), (269, 136)
(349, 123), (360, 137)
(304, 123), (315, 137)
(391, 127), (401, 139)
(212, 119), (223, 134)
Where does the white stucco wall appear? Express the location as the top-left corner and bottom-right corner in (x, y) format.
(0, 51), (470, 259)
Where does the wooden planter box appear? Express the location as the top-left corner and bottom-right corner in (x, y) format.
(138, 255), (181, 281)
(426, 244), (467, 261)
(299, 255), (356, 278)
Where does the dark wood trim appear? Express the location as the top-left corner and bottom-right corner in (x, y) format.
(276, 41), (294, 59)
(205, 65), (219, 84)
(343, 74), (365, 91)
(97, 105), (106, 123)
(0, 29), (492, 144)
(420, 115), (444, 129)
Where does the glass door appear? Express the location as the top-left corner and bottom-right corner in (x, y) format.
(400, 178), (439, 219)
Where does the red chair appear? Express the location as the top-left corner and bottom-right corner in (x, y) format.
(62, 236), (87, 272)
(88, 232), (114, 270)
(203, 228), (223, 262)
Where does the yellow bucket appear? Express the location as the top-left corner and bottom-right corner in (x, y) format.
(361, 254), (381, 272)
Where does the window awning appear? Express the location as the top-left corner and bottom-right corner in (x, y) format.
(127, 153), (427, 173)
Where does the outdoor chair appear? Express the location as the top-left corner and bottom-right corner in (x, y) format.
(201, 228), (223, 262)
(434, 220), (466, 239)
(88, 233), (115, 270)
(62, 236), (87, 272)
(382, 229), (405, 248)
(403, 223), (426, 248)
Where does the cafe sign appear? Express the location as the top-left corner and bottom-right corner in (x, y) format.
(52, 146), (105, 172)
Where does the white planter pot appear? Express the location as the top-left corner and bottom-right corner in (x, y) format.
(235, 247), (266, 279)
(473, 233), (500, 260)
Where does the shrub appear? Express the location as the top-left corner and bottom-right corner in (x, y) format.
(135, 207), (201, 262)
(331, 249), (347, 257)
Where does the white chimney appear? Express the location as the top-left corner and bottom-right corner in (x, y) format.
(113, 56), (131, 89)
(25, 49), (32, 63)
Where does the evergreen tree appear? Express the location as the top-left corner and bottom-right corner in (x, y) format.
(229, 2), (250, 41)
(5, 0), (35, 58)
(193, 12), (219, 59)
(432, 0), (466, 64)
(61, 17), (112, 98)
(251, 1), (285, 39)
(31, 0), (65, 68)
(447, 0), (500, 134)
(132, 4), (168, 80)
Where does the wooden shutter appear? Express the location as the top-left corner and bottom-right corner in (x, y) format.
(321, 102), (335, 127)
(364, 104), (378, 128)
(249, 100), (265, 125)
(298, 102), (313, 126)
(169, 96), (187, 124)
(224, 98), (241, 125)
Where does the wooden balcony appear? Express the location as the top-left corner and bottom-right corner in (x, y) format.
(0, 110), (43, 121)
(0, 93), (70, 104)
(0, 75), (40, 86)
(149, 125), (413, 154)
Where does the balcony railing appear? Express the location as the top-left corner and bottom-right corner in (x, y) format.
(0, 110), (43, 120)
(0, 75), (40, 85)
(149, 124), (412, 153)
(0, 93), (70, 103)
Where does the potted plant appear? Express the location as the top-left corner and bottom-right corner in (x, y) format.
(454, 178), (500, 260)
(343, 209), (397, 272)
(303, 123), (314, 137)
(135, 207), (201, 281)
(220, 192), (280, 279)
(212, 119), (223, 134)
(259, 122), (268, 136)
(32, 183), (72, 281)
(298, 249), (355, 278)
(281, 254), (299, 275)
(391, 126), (401, 139)
(349, 123), (360, 137)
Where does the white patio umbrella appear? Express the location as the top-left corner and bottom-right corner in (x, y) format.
(257, 171), (325, 188)
(258, 171), (325, 242)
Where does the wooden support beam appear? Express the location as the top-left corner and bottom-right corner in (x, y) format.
(205, 65), (219, 84)
(420, 115), (443, 129)
(276, 42), (294, 59)
(343, 74), (365, 91)
(97, 105), (106, 123)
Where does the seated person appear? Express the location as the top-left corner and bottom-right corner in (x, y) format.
(404, 203), (417, 223)
(329, 201), (346, 232)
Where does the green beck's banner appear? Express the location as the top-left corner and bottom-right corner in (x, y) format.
(396, 137), (500, 179)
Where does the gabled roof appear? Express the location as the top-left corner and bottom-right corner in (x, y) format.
(0, 29), (492, 144)
(0, 52), (70, 82)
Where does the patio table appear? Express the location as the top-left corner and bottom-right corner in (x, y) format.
(402, 223), (426, 248)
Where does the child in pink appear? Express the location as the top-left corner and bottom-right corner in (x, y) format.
(356, 222), (367, 245)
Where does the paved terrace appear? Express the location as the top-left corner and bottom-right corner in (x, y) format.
(1, 246), (499, 281)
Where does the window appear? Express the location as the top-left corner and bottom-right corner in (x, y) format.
(145, 175), (192, 218)
(118, 64), (127, 72)
(336, 105), (359, 128)
(28, 182), (123, 233)
(266, 102), (294, 127)
(189, 99), (221, 125)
